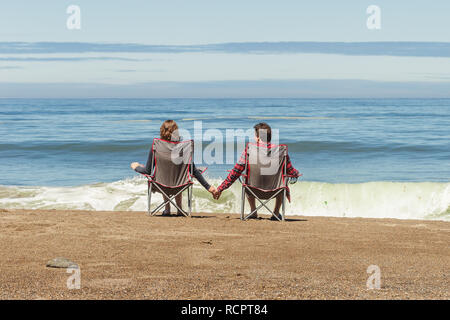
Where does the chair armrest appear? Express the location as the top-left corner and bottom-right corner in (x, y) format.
(285, 174), (301, 185)
(198, 167), (208, 174)
(284, 173), (302, 178)
(137, 172), (152, 180)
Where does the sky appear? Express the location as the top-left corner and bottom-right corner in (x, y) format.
(0, 0), (449, 98)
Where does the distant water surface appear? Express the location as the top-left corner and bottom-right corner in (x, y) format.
(0, 98), (448, 220)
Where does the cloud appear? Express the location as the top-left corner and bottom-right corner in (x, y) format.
(0, 66), (22, 69)
(115, 69), (166, 73)
(0, 41), (449, 57)
(0, 56), (145, 62)
(1, 79), (449, 98)
(409, 72), (450, 80)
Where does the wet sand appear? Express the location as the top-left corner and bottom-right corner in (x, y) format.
(0, 208), (448, 299)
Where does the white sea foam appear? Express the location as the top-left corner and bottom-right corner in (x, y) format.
(0, 178), (449, 221)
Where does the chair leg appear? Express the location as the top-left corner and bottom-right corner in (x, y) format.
(243, 188), (286, 221)
(240, 186), (245, 220)
(188, 185), (192, 217)
(147, 181), (152, 216)
(282, 189), (286, 221)
(166, 194), (187, 217)
(148, 183), (193, 218)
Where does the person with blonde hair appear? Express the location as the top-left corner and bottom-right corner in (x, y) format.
(131, 120), (216, 215)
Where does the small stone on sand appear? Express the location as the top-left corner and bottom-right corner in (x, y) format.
(46, 257), (78, 268)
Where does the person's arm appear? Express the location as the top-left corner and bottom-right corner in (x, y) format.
(285, 154), (300, 177)
(133, 148), (153, 175)
(192, 164), (211, 191)
(217, 149), (247, 193)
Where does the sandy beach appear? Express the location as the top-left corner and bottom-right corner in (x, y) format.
(0, 208), (448, 300)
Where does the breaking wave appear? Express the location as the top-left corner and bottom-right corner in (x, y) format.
(0, 177), (449, 221)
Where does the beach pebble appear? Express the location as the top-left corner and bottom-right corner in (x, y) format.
(46, 257), (78, 268)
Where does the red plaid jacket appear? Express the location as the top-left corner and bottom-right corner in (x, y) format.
(217, 143), (300, 192)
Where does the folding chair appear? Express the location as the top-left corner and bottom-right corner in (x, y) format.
(239, 142), (296, 221)
(140, 138), (194, 217)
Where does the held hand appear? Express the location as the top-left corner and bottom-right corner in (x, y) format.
(208, 186), (217, 195)
(213, 190), (221, 200)
(209, 186), (221, 200)
(130, 162), (141, 170)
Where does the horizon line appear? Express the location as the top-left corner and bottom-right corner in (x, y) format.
(2, 41), (450, 57)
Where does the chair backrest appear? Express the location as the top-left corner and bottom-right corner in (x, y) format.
(152, 138), (193, 187)
(246, 142), (287, 191)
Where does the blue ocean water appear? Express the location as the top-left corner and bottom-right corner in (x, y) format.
(0, 98), (449, 219)
(1, 98), (448, 185)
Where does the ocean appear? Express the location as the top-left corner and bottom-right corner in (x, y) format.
(0, 98), (449, 220)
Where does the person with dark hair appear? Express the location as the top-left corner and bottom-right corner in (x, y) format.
(253, 122), (272, 143)
(131, 120), (216, 215)
(213, 122), (300, 220)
